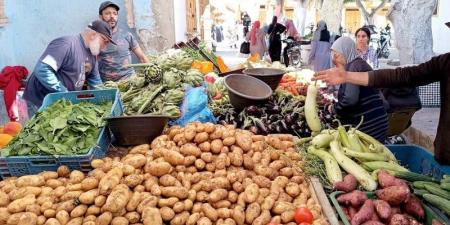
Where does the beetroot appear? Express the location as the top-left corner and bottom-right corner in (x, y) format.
(374, 199), (392, 220)
(351, 200), (375, 225)
(338, 190), (369, 207)
(376, 185), (410, 206)
(334, 174), (358, 192)
(404, 195), (424, 219)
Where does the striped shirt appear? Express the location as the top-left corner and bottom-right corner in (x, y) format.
(333, 58), (388, 142)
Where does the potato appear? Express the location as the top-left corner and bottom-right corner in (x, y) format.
(182, 199), (193, 212)
(123, 154), (147, 169)
(88, 169), (105, 181)
(66, 183), (81, 191)
(180, 144), (201, 157)
(197, 217), (213, 225)
(111, 217), (129, 225)
(44, 218), (60, 225)
(60, 191), (82, 201)
(125, 192), (142, 212)
(103, 184), (131, 213)
(8, 194), (36, 213)
(0, 207), (10, 224)
(194, 132), (209, 144)
(245, 202), (261, 224)
(222, 137), (236, 146)
(17, 212), (37, 225)
(121, 164), (135, 176)
(279, 192), (294, 202)
(280, 167), (294, 178)
(184, 127), (196, 142)
(97, 212), (112, 225)
(232, 206), (245, 225)
(15, 175), (45, 188)
(125, 212), (140, 224)
(78, 189), (98, 205)
(65, 217), (82, 225)
(43, 209), (56, 218)
(25, 204), (40, 216)
(212, 200), (231, 209)
(243, 183), (259, 203)
(83, 215), (97, 223)
(252, 210), (271, 225)
(193, 159), (206, 170)
(85, 205), (101, 216)
(40, 201), (53, 213)
(235, 133), (252, 152)
(281, 210), (296, 223)
(123, 174), (143, 188)
(232, 182), (244, 193)
(98, 167), (123, 195)
(160, 187), (189, 199)
(159, 175), (180, 187)
(80, 177), (98, 191)
(273, 201), (295, 214)
(142, 207), (162, 225)
(261, 195), (277, 211)
(185, 212), (201, 225)
(144, 162), (172, 177)
(285, 182), (300, 197)
(202, 203), (218, 222)
(7, 212), (25, 225)
(94, 195), (107, 207)
(269, 160), (287, 171)
(70, 205), (87, 218)
(9, 187), (41, 200)
(68, 170), (85, 184)
(170, 211), (189, 225)
(44, 179), (62, 189)
(217, 208), (231, 219)
(242, 154), (254, 170)
(209, 189), (227, 202)
(163, 150), (185, 166)
(160, 207), (175, 221)
(172, 202), (185, 213)
(223, 218), (236, 225)
(56, 200), (75, 214)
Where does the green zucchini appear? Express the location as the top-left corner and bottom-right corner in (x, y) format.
(440, 177), (450, 183)
(391, 171), (436, 182)
(413, 189), (430, 196)
(440, 182), (450, 191)
(422, 194), (450, 216)
(361, 161), (408, 172)
(413, 181), (440, 189)
(424, 184), (450, 200)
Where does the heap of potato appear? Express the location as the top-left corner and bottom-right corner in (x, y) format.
(0, 122), (328, 225)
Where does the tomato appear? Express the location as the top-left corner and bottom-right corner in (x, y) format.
(294, 207), (314, 224)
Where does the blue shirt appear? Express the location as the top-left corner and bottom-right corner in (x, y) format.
(98, 29), (138, 82)
(24, 35), (102, 107)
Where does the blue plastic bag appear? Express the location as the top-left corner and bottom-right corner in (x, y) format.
(173, 85), (216, 126)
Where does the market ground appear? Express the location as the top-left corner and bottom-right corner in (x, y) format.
(214, 45), (440, 153)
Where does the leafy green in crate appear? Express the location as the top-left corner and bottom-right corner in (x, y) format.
(2, 100), (111, 156)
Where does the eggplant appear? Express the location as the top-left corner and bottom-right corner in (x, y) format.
(280, 120), (289, 132)
(249, 126), (259, 135)
(246, 105), (262, 116)
(275, 125), (283, 133)
(254, 119), (268, 134)
(269, 114), (280, 122)
(296, 120), (304, 128)
(268, 105), (281, 114)
(267, 124), (276, 133)
(285, 114), (294, 125)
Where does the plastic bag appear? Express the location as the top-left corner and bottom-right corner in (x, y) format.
(172, 85), (216, 126)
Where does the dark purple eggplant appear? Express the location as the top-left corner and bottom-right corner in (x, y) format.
(280, 120), (289, 132)
(254, 119), (268, 134)
(296, 120), (304, 128)
(269, 114), (280, 122)
(285, 114), (294, 125)
(275, 125), (283, 133)
(267, 124), (276, 133)
(246, 105), (261, 116)
(249, 126), (259, 134)
(268, 105), (281, 114)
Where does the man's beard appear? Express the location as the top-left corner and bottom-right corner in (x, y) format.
(108, 19), (117, 29)
(89, 36), (102, 56)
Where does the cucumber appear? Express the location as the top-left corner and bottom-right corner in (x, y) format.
(391, 171), (436, 182)
(441, 177), (450, 183)
(423, 194), (450, 216)
(413, 181), (440, 189)
(441, 182), (450, 191)
(361, 161), (408, 172)
(424, 184), (450, 200)
(413, 189), (430, 196)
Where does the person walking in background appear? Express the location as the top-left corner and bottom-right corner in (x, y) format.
(268, 16), (286, 62)
(245, 21), (267, 60)
(355, 27), (379, 69)
(242, 12), (251, 37)
(329, 37), (388, 142)
(283, 19), (300, 66)
(308, 20), (331, 71)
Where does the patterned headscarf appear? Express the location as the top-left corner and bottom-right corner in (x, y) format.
(331, 36), (359, 63)
(250, 21), (261, 46)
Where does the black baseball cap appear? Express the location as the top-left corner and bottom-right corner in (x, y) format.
(99, 1), (120, 15)
(88, 20), (117, 45)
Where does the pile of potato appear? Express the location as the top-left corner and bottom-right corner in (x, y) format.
(0, 122), (328, 225)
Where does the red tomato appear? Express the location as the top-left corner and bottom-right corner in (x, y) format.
(294, 207), (314, 224)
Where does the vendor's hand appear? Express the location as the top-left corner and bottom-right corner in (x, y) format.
(313, 67), (347, 85)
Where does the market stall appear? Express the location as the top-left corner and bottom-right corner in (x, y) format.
(0, 40), (449, 225)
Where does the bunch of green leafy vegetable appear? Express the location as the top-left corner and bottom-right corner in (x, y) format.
(1, 100), (112, 156)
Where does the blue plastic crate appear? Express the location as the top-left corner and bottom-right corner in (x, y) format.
(0, 89), (123, 179)
(386, 144), (450, 179)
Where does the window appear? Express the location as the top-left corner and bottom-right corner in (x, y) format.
(0, 0), (7, 27)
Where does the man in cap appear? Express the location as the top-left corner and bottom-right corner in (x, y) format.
(23, 20), (115, 108)
(97, 1), (149, 82)
(313, 22), (450, 164)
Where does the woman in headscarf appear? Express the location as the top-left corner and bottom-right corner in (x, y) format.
(329, 37), (388, 142)
(267, 16), (286, 62)
(283, 19), (300, 66)
(308, 20), (331, 71)
(245, 21), (267, 59)
(355, 27), (379, 68)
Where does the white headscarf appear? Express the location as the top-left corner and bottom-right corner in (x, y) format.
(312, 20), (327, 41)
(331, 36), (359, 64)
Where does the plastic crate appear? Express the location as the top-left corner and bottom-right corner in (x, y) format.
(329, 191), (449, 225)
(386, 145), (450, 180)
(0, 89), (123, 179)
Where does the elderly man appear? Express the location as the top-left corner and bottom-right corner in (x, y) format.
(98, 1), (149, 82)
(24, 20), (114, 108)
(313, 22), (450, 164)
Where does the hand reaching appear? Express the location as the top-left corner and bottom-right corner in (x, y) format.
(313, 67), (347, 85)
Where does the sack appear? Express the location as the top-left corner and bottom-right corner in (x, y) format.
(172, 85), (216, 126)
(240, 41), (250, 54)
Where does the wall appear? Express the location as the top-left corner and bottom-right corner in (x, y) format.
(0, 0), (153, 71)
(174, 0), (187, 42)
(432, 0), (450, 54)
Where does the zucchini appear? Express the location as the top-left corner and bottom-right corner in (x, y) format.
(413, 189), (430, 196)
(391, 170), (436, 182)
(361, 161), (408, 172)
(441, 182), (450, 191)
(307, 146), (343, 184)
(329, 140), (377, 191)
(304, 84), (321, 132)
(422, 194), (450, 216)
(441, 177), (450, 183)
(311, 134), (334, 149)
(424, 184), (450, 200)
(413, 181), (441, 189)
